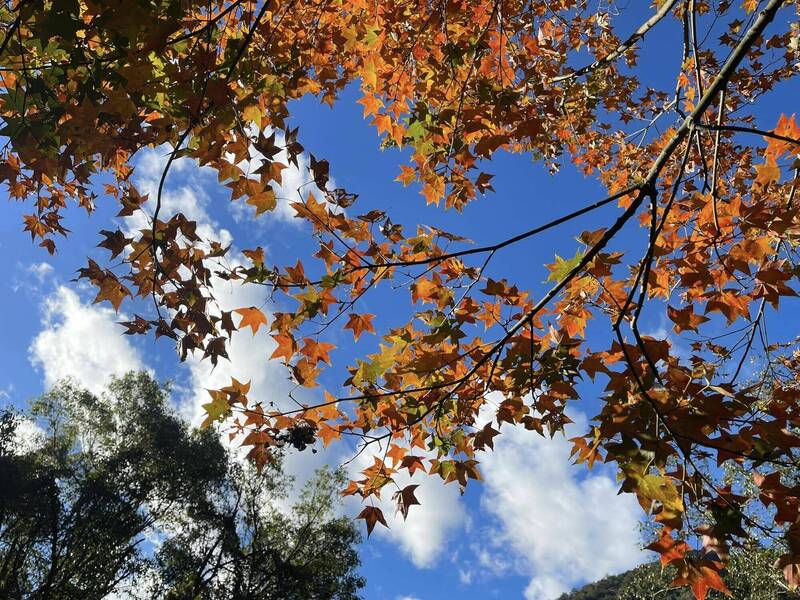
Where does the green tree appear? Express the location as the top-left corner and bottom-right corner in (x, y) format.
(0, 372), (364, 599)
(557, 544), (800, 600)
(618, 546), (800, 600)
(154, 462), (364, 600)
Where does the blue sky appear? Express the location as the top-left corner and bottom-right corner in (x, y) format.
(2, 2), (799, 599)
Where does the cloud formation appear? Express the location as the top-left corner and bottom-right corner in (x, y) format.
(29, 286), (145, 395)
(472, 407), (644, 600)
(12, 261), (54, 294)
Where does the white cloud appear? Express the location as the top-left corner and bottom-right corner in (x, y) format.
(27, 261), (54, 283)
(29, 286), (145, 395)
(396, 596), (422, 600)
(12, 261), (54, 293)
(473, 404), (644, 600)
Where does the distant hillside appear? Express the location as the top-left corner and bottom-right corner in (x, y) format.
(555, 564), (693, 600)
(556, 549), (800, 600)
(554, 569), (632, 600)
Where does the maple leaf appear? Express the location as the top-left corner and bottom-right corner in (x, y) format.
(221, 378), (251, 398)
(300, 338), (336, 365)
(396, 165), (416, 186)
(546, 249), (585, 282)
(475, 172), (495, 193)
(647, 529), (690, 566)
(766, 113), (800, 158)
(670, 560), (731, 600)
(344, 313), (375, 341)
(353, 350), (394, 385)
(317, 422), (341, 447)
(637, 474), (684, 519)
(270, 333), (297, 363)
(235, 306), (268, 335)
(474, 422), (500, 450)
(400, 455), (426, 476)
(310, 154), (330, 188)
(386, 444), (406, 465)
(411, 277), (438, 304)
(357, 93), (384, 117)
(667, 305), (710, 333)
(754, 157), (780, 188)
(474, 134), (508, 157)
(246, 188), (277, 215)
(356, 505), (388, 537)
(120, 315), (152, 335)
(292, 358), (321, 387)
(777, 554), (800, 590)
(92, 276), (131, 312)
(200, 390), (231, 429)
(705, 292), (750, 325)
(393, 484), (421, 520)
(97, 229), (132, 259)
(361, 57), (379, 90)
(242, 103), (263, 125)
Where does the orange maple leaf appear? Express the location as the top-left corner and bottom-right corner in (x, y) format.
(235, 306), (268, 335)
(270, 332), (297, 363)
(754, 157), (780, 188)
(667, 305), (710, 333)
(300, 338), (336, 365)
(344, 313), (375, 341)
(647, 529), (690, 566)
(670, 560), (731, 600)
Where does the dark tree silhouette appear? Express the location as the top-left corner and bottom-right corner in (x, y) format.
(0, 372), (364, 600)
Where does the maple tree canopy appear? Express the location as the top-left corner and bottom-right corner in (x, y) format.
(1, 1), (800, 597)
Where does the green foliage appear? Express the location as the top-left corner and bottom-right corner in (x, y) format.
(0, 372), (364, 599)
(557, 545), (800, 600)
(554, 572), (628, 600)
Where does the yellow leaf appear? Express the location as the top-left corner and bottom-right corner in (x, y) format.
(242, 103), (262, 126)
(362, 56), (378, 90)
(246, 188), (277, 215)
(754, 157), (780, 188)
(201, 390), (231, 429)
